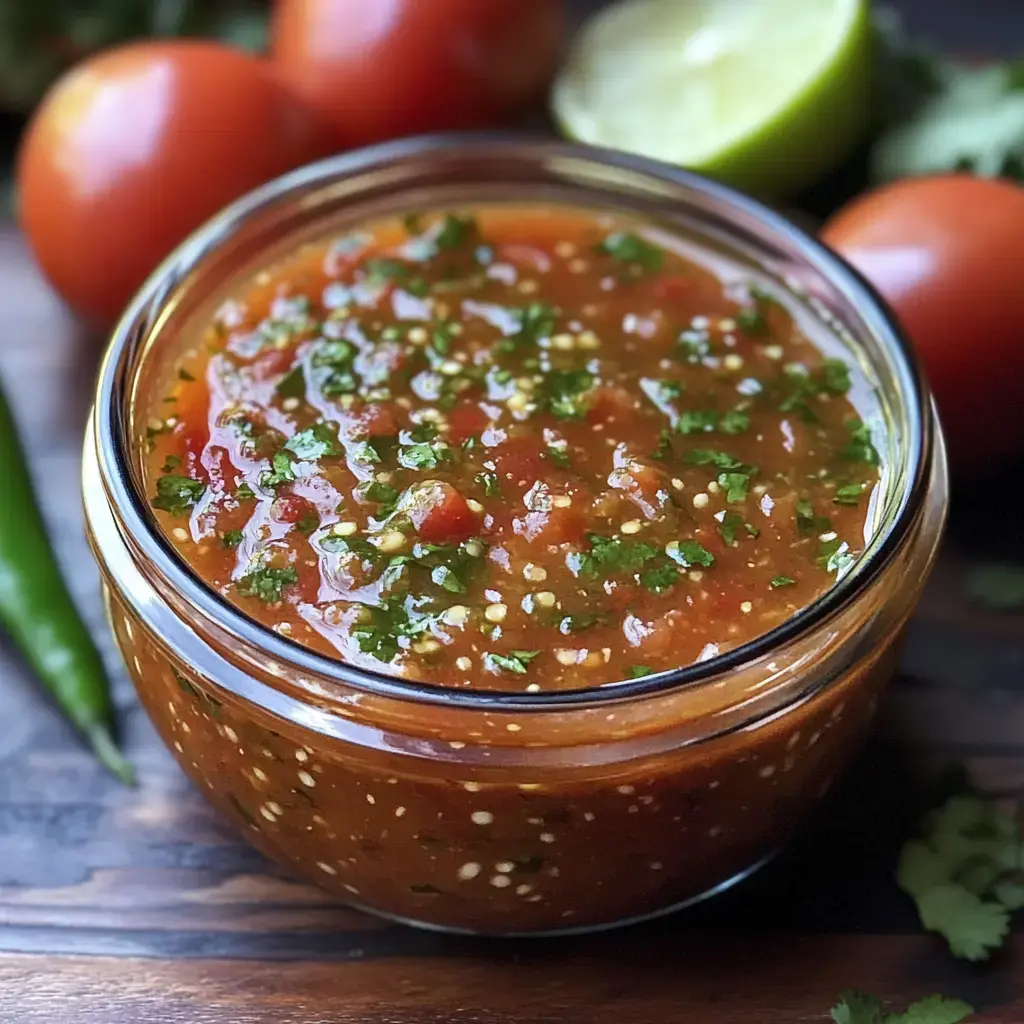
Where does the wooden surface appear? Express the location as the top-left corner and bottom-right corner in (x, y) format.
(4, 5), (1024, 1021)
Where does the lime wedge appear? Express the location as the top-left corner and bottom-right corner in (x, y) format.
(552, 0), (872, 197)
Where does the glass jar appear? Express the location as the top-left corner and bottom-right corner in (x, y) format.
(83, 136), (947, 936)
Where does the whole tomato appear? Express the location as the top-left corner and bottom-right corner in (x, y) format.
(821, 175), (1024, 471)
(270, 0), (566, 147)
(17, 41), (326, 323)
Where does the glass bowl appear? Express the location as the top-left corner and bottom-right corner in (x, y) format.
(83, 135), (948, 936)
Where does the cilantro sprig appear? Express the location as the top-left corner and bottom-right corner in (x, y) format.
(831, 990), (973, 1024)
(897, 792), (1024, 961)
(152, 474), (205, 516)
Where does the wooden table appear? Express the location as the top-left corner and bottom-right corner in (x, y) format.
(4, 4), (1024, 1020)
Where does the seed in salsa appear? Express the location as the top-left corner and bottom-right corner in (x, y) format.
(143, 205), (880, 690)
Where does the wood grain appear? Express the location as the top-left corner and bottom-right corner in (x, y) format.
(2, 1), (1024, 1013)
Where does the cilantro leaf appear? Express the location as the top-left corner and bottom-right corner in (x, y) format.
(577, 534), (659, 577)
(152, 474), (205, 516)
(399, 441), (450, 470)
(736, 308), (768, 336)
(629, 665), (653, 678)
(917, 884), (1009, 962)
(545, 445), (571, 468)
(507, 302), (556, 348)
(666, 540), (714, 569)
(842, 419), (880, 465)
(475, 471), (500, 497)
(718, 471), (751, 503)
(719, 409), (750, 434)
(717, 510), (745, 546)
(835, 482), (868, 506)
(276, 364), (305, 399)
(544, 370), (595, 421)
(260, 451), (296, 490)
(639, 562), (681, 594)
(686, 448), (743, 470)
(434, 213), (478, 250)
(677, 410), (719, 435)
(770, 575), (796, 588)
(236, 565), (299, 604)
(831, 990), (885, 1024)
(485, 650), (540, 674)
(965, 564), (1024, 611)
(285, 422), (338, 460)
(222, 529), (244, 549)
(651, 428), (673, 461)
(896, 994), (975, 1024)
(365, 257), (411, 283)
(596, 232), (663, 271)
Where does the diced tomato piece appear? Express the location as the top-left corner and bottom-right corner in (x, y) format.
(587, 386), (637, 426)
(350, 402), (400, 438)
(653, 275), (693, 302)
(493, 437), (546, 487)
(513, 504), (586, 545)
(253, 347), (297, 378)
(272, 494), (316, 524)
(408, 482), (479, 544)
(447, 402), (489, 443)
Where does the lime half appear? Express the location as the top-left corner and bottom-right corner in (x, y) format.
(552, 0), (872, 197)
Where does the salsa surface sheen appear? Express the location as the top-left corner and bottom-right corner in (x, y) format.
(144, 204), (879, 691)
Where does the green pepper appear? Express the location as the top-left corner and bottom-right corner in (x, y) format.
(0, 381), (133, 783)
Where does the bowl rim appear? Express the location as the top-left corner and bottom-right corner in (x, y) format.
(92, 132), (936, 713)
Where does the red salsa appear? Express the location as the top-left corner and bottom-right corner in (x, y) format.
(144, 205), (879, 689)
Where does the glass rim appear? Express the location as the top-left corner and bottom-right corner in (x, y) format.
(92, 132), (935, 713)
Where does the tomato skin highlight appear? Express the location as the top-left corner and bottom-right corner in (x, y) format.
(16, 41), (325, 323)
(270, 0), (565, 147)
(821, 175), (1024, 470)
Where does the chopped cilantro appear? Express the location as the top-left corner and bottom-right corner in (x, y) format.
(296, 513), (319, 535)
(402, 212), (423, 235)
(236, 565), (299, 603)
(545, 445), (571, 468)
(365, 257), (411, 283)
(311, 339), (358, 396)
(430, 564), (465, 594)
(770, 575), (796, 588)
(577, 533), (659, 577)
(236, 482), (255, 501)
(152, 474), (205, 516)
(717, 510), (746, 546)
(484, 650), (540, 674)
(651, 428), (673, 461)
(817, 537), (855, 576)
(177, 367), (196, 382)
(676, 324), (712, 361)
(352, 597), (432, 662)
(559, 613), (599, 634)
(820, 358), (853, 395)
(719, 409), (750, 434)
(161, 454), (181, 473)
(596, 232), (663, 272)
(650, 379), (683, 402)
(736, 308), (768, 335)
(677, 410), (719, 435)
(475, 471), (500, 497)
(221, 529), (244, 549)
(507, 302), (556, 349)
(797, 499), (829, 535)
(842, 419), (881, 465)
(399, 441), (450, 470)
(285, 422), (338, 460)
(350, 441), (382, 465)
(834, 482), (868, 506)
(431, 321), (456, 355)
(718, 471), (751, 503)
(259, 451), (296, 490)
(629, 665), (654, 679)
(321, 535), (378, 562)
(639, 562), (681, 594)
(667, 540), (715, 568)
(362, 480), (400, 515)
(965, 564), (1024, 610)
(276, 364), (305, 399)
(434, 213), (477, 250)
(545, 369), (595, 421)
(685, 448), (743, 470)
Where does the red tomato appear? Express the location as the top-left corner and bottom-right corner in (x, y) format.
(17, 41), (325, 324)
(270, 0), (565, 147)
(821, 175), (1024, 470)
(408, 483), (478, 544)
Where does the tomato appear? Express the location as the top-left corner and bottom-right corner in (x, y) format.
(17, 41), (325, 324)
(270, 0), (565, 147)
(821, 175), (1024, 470)
(407, 482), (478, 544)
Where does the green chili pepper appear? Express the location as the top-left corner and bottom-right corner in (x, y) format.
(0, 381), (133, 784)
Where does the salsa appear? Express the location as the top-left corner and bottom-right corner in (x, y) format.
(143, 204), (879, 689)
